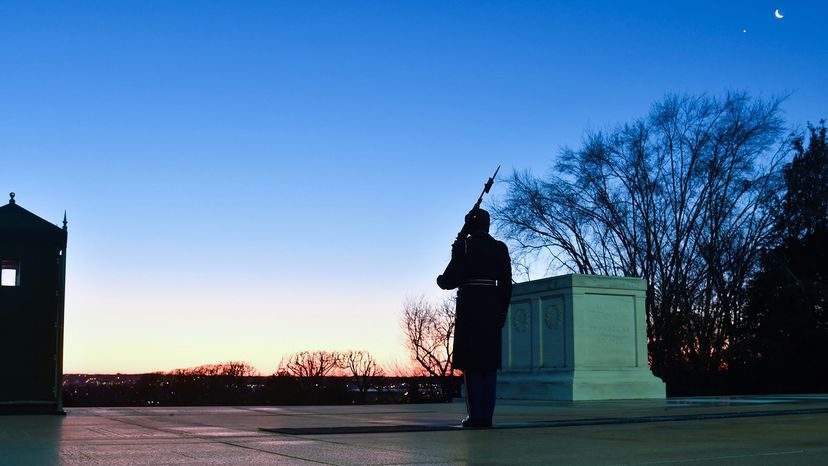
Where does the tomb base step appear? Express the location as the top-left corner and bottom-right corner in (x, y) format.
(497, 369), (666, 401)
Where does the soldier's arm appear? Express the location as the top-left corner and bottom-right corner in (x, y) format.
(437, 239), (465, 290)
(496, 241), (513, 326)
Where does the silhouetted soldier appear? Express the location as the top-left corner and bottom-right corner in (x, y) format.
(437, 208), (512, 428)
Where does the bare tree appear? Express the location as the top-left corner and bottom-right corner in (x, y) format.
(166, 361), (259, 404)
(495, 92), (790, 391)
(219, 361), (259, 377)
(401, 296), (457, 400)
(170, 361), (258, 377)
(341, 350), (385, 401)
(277, 351), (342, 379)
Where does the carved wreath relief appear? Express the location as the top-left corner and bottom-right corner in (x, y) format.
(544, 304), (562, 330)
(512, 308), (529, 332)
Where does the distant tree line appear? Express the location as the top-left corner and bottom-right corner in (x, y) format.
(494, 92), (827, 395)
(64, 354), (460, 407)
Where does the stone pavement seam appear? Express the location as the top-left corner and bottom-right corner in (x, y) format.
(215, 439), (336, 465)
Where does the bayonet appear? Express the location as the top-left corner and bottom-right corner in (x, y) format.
(456, 165), (501, 241)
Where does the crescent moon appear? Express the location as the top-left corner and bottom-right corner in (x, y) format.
(775, 9), (784, 19)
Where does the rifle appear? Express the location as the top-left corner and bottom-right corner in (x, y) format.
(455, 165), (500, 242)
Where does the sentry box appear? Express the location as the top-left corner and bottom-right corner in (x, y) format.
(0, 193), (68, 414)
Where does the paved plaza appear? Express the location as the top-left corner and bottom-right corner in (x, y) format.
(2, 395), (828, 465)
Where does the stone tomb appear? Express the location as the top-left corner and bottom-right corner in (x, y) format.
(497, 274), (665, 400)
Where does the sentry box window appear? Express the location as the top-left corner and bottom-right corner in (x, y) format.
(1, 260), (20, 287)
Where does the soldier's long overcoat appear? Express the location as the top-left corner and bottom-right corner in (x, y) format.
(437, 232), (512, 371)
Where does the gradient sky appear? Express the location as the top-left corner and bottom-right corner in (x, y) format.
(1, 1), (825, 374)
